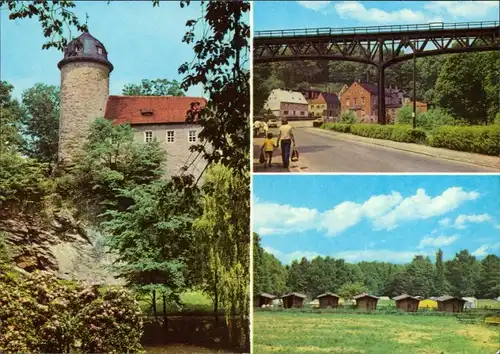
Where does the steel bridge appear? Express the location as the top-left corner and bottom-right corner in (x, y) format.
(254, 21), (500, 124)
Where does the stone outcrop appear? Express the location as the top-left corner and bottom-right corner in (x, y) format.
(0, 210), (122, 285)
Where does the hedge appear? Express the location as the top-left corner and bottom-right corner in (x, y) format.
(321, 123), (426, 144)
(428, 125), (500, 156)
(321, 123), (351, 133)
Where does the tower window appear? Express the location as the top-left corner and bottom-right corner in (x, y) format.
(188, 130), (197, 143)
(97, 46), (103, 55)
(144, 131), (153, 143)
(166, 130), (175, 143)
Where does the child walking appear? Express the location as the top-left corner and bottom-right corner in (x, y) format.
(261, 132), (276, 168)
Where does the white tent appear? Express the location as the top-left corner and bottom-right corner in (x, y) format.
(463, 297), (477, 309)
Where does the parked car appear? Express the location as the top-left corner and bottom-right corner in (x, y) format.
(268, 118), (278, 128)
(313, 117), (324, 127)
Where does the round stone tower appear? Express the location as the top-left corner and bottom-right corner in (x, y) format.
(57, 31), (113, 163)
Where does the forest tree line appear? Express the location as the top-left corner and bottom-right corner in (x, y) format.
(254, 50), (500, 126)
(253, 234), (500, 300)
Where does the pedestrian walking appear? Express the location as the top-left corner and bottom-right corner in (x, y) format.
(276, 118), (295, 169)
(253, 119), (261, 137)
(262, 119), (269, 137)
(261, 132), (276, 168)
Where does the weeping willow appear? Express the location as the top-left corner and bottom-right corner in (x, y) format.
(193, 163), (250, 346)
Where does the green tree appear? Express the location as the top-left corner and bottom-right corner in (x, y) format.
(102, 177), (201, 317)
(0, 81), (24, 153)
(404, 256), (434, 297)
(338, 282), (368, 301)
(178, 1), (250, 174)
(21, 83), (60, 163)
(340, 110), (357, 124)
(433, 248), (449, 295)
(192, 164), (250, 345)
(0, 152), (52, 216)
(434, 52), (494, 125)
(286, 258), (310, 294)
(445, 250), (481, 297)
(122, 78), (185, 96)
(70, 118), (165, 218)
(477, 254), (500, 298)
(253, 233), (288, 295)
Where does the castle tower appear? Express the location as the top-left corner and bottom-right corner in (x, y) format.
(57, 31), (113, 163)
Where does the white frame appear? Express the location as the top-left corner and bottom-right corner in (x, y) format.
(166, 130), (175, 143)
(188, 129), (197, 143)
(144, 130), (153, 143)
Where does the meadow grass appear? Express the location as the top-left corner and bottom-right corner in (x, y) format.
(253, 311), (500, 354)
(138, 290), (213, 313)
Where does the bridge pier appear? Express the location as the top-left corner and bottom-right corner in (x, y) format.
(377, 65), (386, 125)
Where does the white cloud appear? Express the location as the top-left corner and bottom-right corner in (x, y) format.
(453, 213), (492, 229)
(439, 218), (451, 227)
(418, 234), (459, 249)
(297, 1), (332, 11)
(264, 247), (324, 264)
(254, 187), (479, 236)
(374, 187), (479, 230)
(333, 249), (423, 263)
(321, 192), (402, 236)
(471, 244), (490, 257)
(472, 242), (500, 257)
(334, 1), (437, 24)
(253, 201), (319, 235)
(424, 1), (499, 19)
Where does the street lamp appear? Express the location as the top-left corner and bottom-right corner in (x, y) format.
(412, 50), (416, 129)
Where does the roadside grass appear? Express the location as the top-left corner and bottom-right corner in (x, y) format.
(253, 311), (500, 354)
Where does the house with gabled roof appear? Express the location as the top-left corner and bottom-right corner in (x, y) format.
(393, 294), (421, 312)
(281, 292), (307, 308)
(316, 292), (340, 308)
(353, 293), (379, 310)
(263, 89), (308, 120)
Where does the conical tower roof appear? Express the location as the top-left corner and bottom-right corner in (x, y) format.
(58, 31), (113, 72)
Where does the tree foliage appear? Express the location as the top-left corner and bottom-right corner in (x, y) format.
(193, 164), (250, 344)
(0, 81), (24, 153)
(1, 0), (88, 51)
(255, 238), (497, 299)
(21, 83), (60, 163)
(0, 268), (143, 353)
(68, 118), (165, 218)
(122, 79), (185, 96)
(179, 0), (250, 173)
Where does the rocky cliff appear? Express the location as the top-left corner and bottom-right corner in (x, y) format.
(0, 209), (122, 285)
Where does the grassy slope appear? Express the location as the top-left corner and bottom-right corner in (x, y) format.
(253, 311), (500, 354)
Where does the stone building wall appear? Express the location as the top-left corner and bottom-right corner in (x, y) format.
(58, 61), (110, 162)
(132, 123), (207, 179)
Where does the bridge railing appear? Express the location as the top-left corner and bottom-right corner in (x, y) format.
(255, 21), (499, 38)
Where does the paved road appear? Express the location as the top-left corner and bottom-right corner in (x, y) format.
(288, 126), (496, 173)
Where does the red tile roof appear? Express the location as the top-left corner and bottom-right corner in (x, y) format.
(104, 95), (207, 125)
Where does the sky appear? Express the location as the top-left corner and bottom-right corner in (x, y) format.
(254, 1), (500, 30)
(253, 174), (500, 265)
(1, 2), (248, 100)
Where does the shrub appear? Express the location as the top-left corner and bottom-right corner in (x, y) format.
(391, 125), (427, 144)
(321, 123), (351, 133)
(396, 106), (457, 131)
(428, 125), (500, 156)
(340, 110), (357, 124)
(350, 124), (395, 140)
(0, 267), (144, 354)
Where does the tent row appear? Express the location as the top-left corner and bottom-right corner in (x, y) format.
(255, 292), (470, 313)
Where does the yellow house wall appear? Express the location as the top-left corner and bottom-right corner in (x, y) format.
(308, 103), (327, 117)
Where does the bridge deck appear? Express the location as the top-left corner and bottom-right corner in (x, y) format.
(255, 21), (499, 39)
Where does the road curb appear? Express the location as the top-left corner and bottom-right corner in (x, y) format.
(308, 128), (500, 171)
